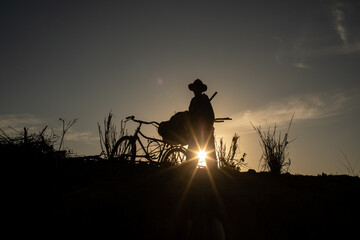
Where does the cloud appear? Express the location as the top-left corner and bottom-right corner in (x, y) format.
(275, 37), (360, 70)
(273, 1), (359, 69)
(294, 62), (312, 69)
(64, 131), (98, 142)
(310, 41), (360, 56)
(291, 38), (312, 69)
(332, 1), (347, 45)
(222, 92), (351, 134)
(0, 114), (43, 129)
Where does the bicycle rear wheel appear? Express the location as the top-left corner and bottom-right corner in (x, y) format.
(161, 147), (187, 165)
(110, 136), (136, 162)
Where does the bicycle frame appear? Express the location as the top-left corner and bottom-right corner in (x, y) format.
(125, 116), (173, 162)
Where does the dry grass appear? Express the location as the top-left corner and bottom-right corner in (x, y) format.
(251, 115), (294, 175)
(339, 151), (359, 177)
(217, 133), (247, 171)
(98, 111), (126, 159)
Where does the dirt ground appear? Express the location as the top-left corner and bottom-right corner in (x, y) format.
(11, 161), (360, 239)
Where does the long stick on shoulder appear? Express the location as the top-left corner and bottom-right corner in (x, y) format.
(210, 91), (218, 101)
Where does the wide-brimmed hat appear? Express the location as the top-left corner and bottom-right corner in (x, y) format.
(188, 79), (207, 92)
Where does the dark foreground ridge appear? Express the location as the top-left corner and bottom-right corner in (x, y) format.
(8, 158), (360, 240)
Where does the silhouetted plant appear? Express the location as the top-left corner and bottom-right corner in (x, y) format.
(251, 115), (294, 175)
(1, 126), (57, 148)
(217, 133), (247, 171)
(58, 118), (78, 151)
(98, 111), (126, 159)
(339, 151), (359, 177)
(0, 126), (58, 160)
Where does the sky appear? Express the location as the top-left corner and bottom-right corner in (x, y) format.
(1, 0), (359, 175)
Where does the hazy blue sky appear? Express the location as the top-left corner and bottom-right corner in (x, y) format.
(1, 0), (359, 175)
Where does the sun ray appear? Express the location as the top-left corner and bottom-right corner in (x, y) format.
(205, 168), (228, 219)
(174, 166), (198, 216)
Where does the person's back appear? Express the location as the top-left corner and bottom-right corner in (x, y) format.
(189, 93), (214, 129)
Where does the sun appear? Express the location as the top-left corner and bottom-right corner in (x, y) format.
(197, 150), (207, 168)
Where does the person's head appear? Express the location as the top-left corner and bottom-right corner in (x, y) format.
(188, 79), (207, 96)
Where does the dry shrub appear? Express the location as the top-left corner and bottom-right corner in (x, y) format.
(339, 151), (359, 177)
(217, 133), (247, 171)
(0, 126), (58, 165)
(0, 126), (57, 153)
(98, 111), (126, 159)
(251, 115), (294, 175)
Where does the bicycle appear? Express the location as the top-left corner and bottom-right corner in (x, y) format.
(109, 115), (232, 166)
(109, 115), (187, 165)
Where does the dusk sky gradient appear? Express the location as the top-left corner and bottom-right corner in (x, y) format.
(1, 0), (359, 175)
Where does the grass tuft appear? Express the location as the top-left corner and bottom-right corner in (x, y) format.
(251, 115), (294, 175)
(216, 133), (247, 171)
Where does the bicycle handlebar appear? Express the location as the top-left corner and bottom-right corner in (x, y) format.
(127, 115), (230, 124)
(126, 115), (160, 126)
(214, 117), (232, 123)
(126, 115), (135, 121)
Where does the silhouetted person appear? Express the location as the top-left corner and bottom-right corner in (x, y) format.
(187, 79), (217, 169)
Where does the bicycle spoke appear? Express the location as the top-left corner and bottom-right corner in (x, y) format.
(162, 147), (187, 165)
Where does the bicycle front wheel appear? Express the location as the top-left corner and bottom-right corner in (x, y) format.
(110, 136), (136, 162)
(161, 147), (187, 165)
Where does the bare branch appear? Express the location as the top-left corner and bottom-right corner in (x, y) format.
(58, 118), (78, 151)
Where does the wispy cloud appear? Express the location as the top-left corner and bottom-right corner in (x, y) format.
(293, 62), (312, 69)
(291, 37), (312, 69)
(332, 1), (347, 45)
(275, 39), (360, 70)
(273, 1), (359, 69)
(0, 114), (43, 129)
(222, 92), (351, 134)
(273, 36), (313, 69)
(64, 131), (98, 142)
